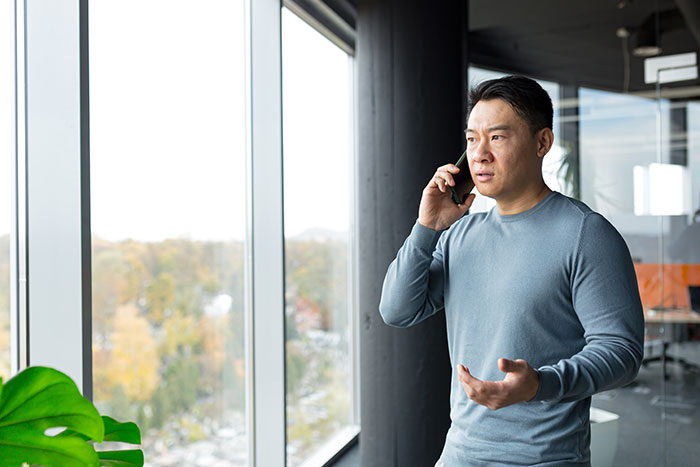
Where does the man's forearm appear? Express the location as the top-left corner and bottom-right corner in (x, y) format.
(532, 335), (643, 403)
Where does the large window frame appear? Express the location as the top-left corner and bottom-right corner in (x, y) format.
(280, 5), (360, 465)
(11, 0), (359, 465)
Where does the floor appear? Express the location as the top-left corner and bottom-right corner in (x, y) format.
(331, 342), (700, 467)
(592, 341), (700, 467)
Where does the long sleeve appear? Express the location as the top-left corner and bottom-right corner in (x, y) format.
(378, 220), (447, 328)
(533, 212), (645, 403)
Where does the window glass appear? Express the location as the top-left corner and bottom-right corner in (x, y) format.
(579, 88), (663, 246)
(90, 1), (248, 464)
(282, 8), (357, 466)
(0, 0), (14, 380)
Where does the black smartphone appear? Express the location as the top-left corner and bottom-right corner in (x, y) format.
(449, 150), (475, 205)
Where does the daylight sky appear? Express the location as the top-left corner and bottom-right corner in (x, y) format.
(1, 1), (350, 242)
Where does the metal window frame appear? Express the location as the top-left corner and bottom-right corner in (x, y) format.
(283, 0), (356, 56)
(21, 0), (86, 391)
(9, 0), (24, 377)
(248, 0), (286, 465)
(279, 6), (360, 466)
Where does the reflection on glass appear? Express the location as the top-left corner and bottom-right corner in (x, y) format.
(580, 88), (664, 249)
(90, 1), (248, 465)
(282, 8), (355, 466)
(1, 0), (14, 380)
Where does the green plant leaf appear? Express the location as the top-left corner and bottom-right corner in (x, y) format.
(101, 416), (141, 444)
(97, 449), (145, 467)
(59, 416), (141, 444)
(0, 367), (104, 467)
(0, 366), (104, 467)
(58, 415), (144, 466)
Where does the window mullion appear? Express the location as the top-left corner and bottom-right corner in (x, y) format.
(24, 0), (85, 391)
(249, 0), (286, 465)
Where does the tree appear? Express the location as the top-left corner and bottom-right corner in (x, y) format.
(101, 304), (159, 402)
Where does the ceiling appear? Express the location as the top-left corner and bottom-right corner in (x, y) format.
(469, 0), (700, 99)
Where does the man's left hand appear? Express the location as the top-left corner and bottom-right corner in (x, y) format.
(457, 358), (540, 410)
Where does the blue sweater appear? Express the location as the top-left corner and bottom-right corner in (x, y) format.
(379, 191), (644, 466)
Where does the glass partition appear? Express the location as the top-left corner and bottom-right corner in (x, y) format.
(89, 1), (249, 464)
(282, 7), (358, 466)
(581, 86), (700, 465)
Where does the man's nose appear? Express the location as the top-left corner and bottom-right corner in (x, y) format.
(471, 140), (493, 163)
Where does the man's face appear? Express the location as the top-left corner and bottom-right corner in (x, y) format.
(466, 98), (547, 203)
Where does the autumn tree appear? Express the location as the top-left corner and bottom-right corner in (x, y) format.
(99, 304), (159, 402)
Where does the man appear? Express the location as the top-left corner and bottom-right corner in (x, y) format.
(379, 76), (644, 466)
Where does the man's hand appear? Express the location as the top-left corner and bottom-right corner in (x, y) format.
(418, 164), (476, 231)
(457, 358), (540, 410)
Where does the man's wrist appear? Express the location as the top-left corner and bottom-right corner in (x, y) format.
(526, 370), (540, 402)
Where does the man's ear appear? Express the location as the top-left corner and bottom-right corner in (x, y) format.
(536, 128), (554, 158)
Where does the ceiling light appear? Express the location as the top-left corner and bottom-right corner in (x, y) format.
(633, 45), (662, 57)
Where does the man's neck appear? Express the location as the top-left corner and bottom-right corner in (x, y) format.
(496, 184), (552, 216)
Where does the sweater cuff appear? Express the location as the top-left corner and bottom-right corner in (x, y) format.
(532, 367), (561, 402)
(409, 219), (443, 251)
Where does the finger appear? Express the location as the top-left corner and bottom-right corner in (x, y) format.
(460, 193), (476, 209)
(458, 365), (480, 398)
(435, 169), (455, 187)
(432, 176), (447, 192)
(499, 358), (527, 373)
(441, 163), (460, 174)
(458, 364), (482, 386)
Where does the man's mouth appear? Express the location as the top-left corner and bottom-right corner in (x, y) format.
(475, 171), (494, 182)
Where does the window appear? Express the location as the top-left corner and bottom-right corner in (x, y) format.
(1, 0), (14, 380)
(89, 1), (249, 464)
(282, 7), (358, 466)
(579, 88), (662, 236)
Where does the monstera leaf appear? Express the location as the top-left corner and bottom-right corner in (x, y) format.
(0, 366), (104, 467)
(61, 416), (144, 467)
(0, 367), (144, 467)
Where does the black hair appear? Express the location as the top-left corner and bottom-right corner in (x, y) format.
(467, 75), (553, 133)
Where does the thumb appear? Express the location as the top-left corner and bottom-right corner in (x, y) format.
(498, 358), (523, 373)
(460, 193), (476, 211)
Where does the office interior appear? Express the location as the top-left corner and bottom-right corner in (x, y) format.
(1, 0), (699, 466)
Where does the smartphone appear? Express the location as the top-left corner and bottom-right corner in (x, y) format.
(449, 150), (475, 205)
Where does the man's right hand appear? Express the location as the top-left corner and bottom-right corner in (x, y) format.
(418, 164), (476, 231)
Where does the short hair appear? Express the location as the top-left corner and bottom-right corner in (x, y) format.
(468, 75), (553, 133)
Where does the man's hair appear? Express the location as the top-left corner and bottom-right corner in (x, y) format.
(468, 75), (553, 133)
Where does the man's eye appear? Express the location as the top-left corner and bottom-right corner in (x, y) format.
(492, 135), (504, 141)
(467, 137), (476, 143)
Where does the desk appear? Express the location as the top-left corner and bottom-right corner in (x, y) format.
(644, 308), (700, 324)
(643, 308), (700, 378)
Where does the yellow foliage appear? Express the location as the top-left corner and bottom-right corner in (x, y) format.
(146, 272), (176, 324)
(161, 310), (199, 357)
(199, 315), (226, 374)
(93, 347), (112, 401)
(0, 312), (10, 381)
(102, 304), (160, 402)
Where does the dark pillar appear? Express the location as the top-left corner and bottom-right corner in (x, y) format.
(356, 1), (468, 466)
